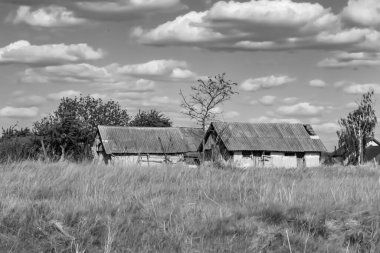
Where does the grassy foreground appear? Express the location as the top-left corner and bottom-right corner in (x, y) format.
(0, 162), (380, 252)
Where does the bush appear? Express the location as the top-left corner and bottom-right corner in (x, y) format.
(0, 136), (40, 163)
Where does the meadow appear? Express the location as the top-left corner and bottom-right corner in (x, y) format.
(0, 162), (380, 252)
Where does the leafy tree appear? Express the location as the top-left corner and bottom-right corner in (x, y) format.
(129, 109), (172, 127)
(180, 73), (238, 131)
(33, 95), (130, 161)
(337, 90), (377, 165)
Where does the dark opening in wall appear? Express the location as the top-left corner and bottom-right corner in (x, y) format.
(242, 151), (251, 158)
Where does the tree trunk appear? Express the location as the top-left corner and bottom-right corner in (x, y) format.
(202, 138), (205, 163)
(59, 145), (66, 162)
(40, 138), (48, 161)
(358, 129), (363, 165)
(202, 121), (206, 164)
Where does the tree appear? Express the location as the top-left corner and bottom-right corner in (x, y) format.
(337, 90), (377, 165)
(129, 109), (172, 127)
(180, 73), (238, 131)
(33, 95), (130, 161)
(0, 125), (39, 163)
(180, 73), (238, 162)
(1, 124), (32, 140)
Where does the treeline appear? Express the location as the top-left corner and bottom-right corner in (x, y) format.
(0, 95), (172, 163)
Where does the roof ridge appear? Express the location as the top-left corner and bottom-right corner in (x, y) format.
(98, 125), (200, 130)
(211, 121), (304, 125)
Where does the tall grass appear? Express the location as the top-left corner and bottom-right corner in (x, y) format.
(0, 162), (380, 252)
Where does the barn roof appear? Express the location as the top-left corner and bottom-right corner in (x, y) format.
(97, 125), (203, 155)
(200, 122), (327, 153)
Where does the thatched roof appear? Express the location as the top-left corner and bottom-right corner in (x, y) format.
(97, 125), (203, 155)
(200, 122), (327, 153)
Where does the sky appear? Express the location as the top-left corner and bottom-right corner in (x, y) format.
(0, 0), (379, 151)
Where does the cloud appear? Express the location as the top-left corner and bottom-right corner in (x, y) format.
(0, 106), (39, 118)
(283, 97), (298, 104)
(8, 5), (86, 28)
(134, 0), (339, 50)
(21, 59), (198, 86)
(343, 83), (380, 94)
(223, 111), (240, 119)
(74, 0), (186, 21)
(4, 0), (186, 23)
(309, 79), (326, 88)
(342, 0), (380, 29)
(47, 90), (82, 100)
(259, 95), (276, 106)
(345, 102), (357, 108)
(13, 95), (46, 106)
(21, 63), (117, 84)
(333, 80), (350, 88)
(115, 59), (197, 81)
(277, 102), (325, 117)
(131, 0), (380, 69)
(240, 75), (295, 91)
(318, 51), (380, 68)
(249, 116), (301, 124)
(0, 40), (103, 66)
(312, 122), (340, 134)
(140, 96), (181, 107)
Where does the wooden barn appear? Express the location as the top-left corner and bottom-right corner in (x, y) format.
(199, 122), (327, 168)
(364, 137), (380, 164)
(93, 125), (203, 166)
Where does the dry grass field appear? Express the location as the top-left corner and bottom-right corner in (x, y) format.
(0, 162), (380, 252)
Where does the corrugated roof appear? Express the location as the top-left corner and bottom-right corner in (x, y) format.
(97, 125), (203, 155)
(202, 122), (327, 152)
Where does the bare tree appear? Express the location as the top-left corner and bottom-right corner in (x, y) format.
(337, 89), (377, 165)
(180, 73), (238, 131)
(180, 73), (238, 162)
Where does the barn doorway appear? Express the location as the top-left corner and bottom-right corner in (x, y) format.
(296, 153), (305, 168)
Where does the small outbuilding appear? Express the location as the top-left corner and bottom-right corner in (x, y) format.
(364, 137), (380, 164)
(199, 122), (327, 168)
(93, 125), (203, 166)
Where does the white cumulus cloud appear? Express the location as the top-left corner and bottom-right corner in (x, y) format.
(47, 90), (82, 100)
(318, 52), (380, 68)
(21, 59), (197, 87)
(309, 79), (326, 88)
(259, 95), (276, 106)
(342, 0), (380, 29)
(343, 83), (380, 94)
(277, 102), (325, 117)
(75, 0), (186, 21)
(312, 123), (340, 134)
(223, 111), (240, 119)
(249, 116), (301, 124)
(116, 59), (197, 81)
(240, 75), (296, 91)
(0, 40), (103, 66)
(283, 97), (298, 104)
(13, 95), (47, 107)
(8, 5), (86, 27)
(0, 106), (39, 118)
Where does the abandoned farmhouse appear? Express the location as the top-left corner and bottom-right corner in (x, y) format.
(93, 125), (203, 166)
(93, 122), (327, 168)
(200, 122), (326, 168)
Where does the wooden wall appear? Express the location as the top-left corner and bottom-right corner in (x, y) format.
(231, 151), (321, 168)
